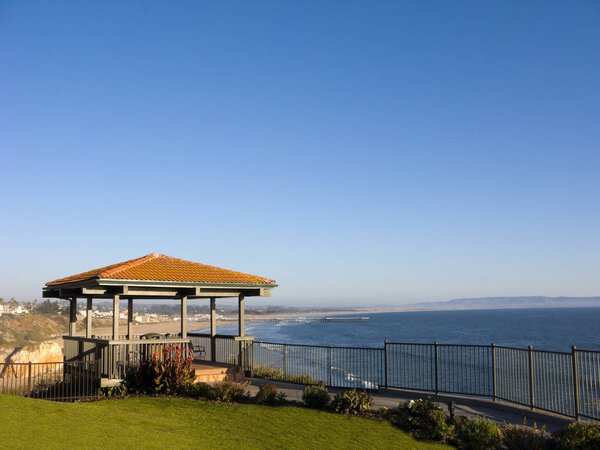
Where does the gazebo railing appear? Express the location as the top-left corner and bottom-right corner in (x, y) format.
(63, 332), (254, 380)
(188, 333), (254, 372)
(63, 335), (192, 380)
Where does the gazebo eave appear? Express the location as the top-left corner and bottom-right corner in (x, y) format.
(43, 278), (275, 300)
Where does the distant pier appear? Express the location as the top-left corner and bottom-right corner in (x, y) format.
(245, 316), (369, 323)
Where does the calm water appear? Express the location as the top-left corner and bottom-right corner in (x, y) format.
(213, 307), (600, 352)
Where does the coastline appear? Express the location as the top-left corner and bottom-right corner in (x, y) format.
(91, 308), (373, 336)
(88, 303), (600, 337)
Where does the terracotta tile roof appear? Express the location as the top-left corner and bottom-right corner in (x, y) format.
(46, 254), (277, 286)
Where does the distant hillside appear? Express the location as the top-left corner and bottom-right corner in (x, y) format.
(407, 296), (600, 311)
(0, 314), (67, 349)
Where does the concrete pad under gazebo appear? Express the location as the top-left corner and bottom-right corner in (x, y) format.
(43, 253), (277, 382)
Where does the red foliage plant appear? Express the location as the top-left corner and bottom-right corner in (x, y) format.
(126, 344), (195, 395)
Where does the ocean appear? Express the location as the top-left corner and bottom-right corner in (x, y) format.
(210, 307), (600, 351)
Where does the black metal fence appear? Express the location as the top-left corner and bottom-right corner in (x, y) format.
(5, 338), (598, 419)
(253, 340), (600, 420)
(0, 360), (100, 401)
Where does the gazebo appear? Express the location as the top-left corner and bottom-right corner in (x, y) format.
(43, 253), (277, 382)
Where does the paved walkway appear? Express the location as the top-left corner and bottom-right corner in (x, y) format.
(246, 378), (573, 432)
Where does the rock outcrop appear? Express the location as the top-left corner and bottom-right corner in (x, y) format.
(0, 340), (63, 365)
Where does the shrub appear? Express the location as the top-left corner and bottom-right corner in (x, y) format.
(253, 366), (319, 385)
(208, 380), (250, 403)
(501, 423), (552, 450)
(378, 406), (391, 419)
(99, 383), (128, 398)
(186, 382), (212, 399)
(302, 384), (330, 409)
(331, 389), (373, 415)
(387, 399), (454, 442)
(125, 344), (195, 395)
(255, 384), (278, 405)
(555, 422), (600, 450)
(275, 391), (288, 403)
(455, 416), (501, 450)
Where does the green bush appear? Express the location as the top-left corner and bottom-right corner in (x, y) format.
(186, 382), (212, 399)
(302, 385), (330, 409)
(501, 423), (552, 450)
(253, 366), (319, 385)
(125, 344), (195, 395)
(555, 422), (600, 450)
(331, 389), (373, 415)
(255, 384), (278, 405)
(99, 384), (128, 398)
(455, 416), (500, 450)
(208, 381), (250, 403)
(378, 406), (391, 419)
(387, 399), (454, 443)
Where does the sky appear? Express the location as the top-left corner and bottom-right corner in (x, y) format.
(1, 1), (599, 306)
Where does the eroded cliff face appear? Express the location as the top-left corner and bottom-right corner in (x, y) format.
(0, 340), (63, 365)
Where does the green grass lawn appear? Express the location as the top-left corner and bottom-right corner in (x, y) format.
(0, 395), (450, 449)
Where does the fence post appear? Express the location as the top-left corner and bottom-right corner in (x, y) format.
(491, 343), (496, 401)
(384, 340), (388, 389)
(328, 346), (332, 386)
(27, 361), (32, 394)
(528, 345), (535, 410)
(434, 341), (439, 395)
(283, 343), (288, 377)
(248, 341), (254, 377)
(571, 346), (580, 420)
(210, 336), (217, 362)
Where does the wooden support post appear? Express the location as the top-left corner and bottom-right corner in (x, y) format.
(68, 298), (77, 336)
(238, 294), (245, 337)
(180, 295), (188, 338)
(210, 297), (217, 362)
(112, 294), (120, 340)
(86, 298), (93, 338)
(238, 294), (246, 370)
(127, 299), (134, 339)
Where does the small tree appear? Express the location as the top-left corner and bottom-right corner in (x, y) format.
(36, 300), (60, 314)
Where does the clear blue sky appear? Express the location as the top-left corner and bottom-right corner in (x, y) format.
(1, 1), (599, 306)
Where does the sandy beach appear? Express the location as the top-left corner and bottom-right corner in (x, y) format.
(91, 308), (377, 337)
